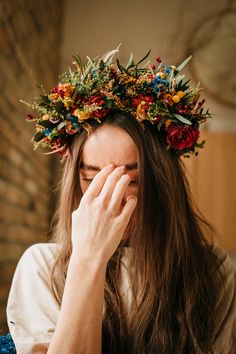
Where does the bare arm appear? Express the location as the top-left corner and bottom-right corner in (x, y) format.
(47, 164), (137, 354)
(47, 254), (107, 354)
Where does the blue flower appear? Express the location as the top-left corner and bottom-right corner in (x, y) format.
(153, 76), (161, 92)
(164, 66), (172, 74)
(44, 129), (52, 136)
(162, 79), (168, 87)
(71, 116), (78, 124)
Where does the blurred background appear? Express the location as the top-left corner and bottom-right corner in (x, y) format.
(0, 0), (235, 334)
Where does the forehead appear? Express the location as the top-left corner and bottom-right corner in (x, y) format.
(80, 124), (138, 169)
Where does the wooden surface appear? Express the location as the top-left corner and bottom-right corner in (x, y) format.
(183, 132), (236, 252)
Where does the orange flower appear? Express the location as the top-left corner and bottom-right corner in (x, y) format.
(119, 74), (137, 84)
(50, 93), (60, 101)
(172, 95), (181, 103)
(61, 83), (75, 97)
(136, 104), (148, 122)
(164, 119), (171, 128)
(73, 109), (90, 121)
(162, 93), (174, 106)
(42, 114), (50, 120)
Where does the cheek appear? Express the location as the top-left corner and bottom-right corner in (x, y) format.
(79, 177), (89, 194)
(124, 185), (139, 198)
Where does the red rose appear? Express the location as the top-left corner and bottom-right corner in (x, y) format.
(152, 114), (162, 124)
(51, 86), (65, 98)
(87, 95), (110, 118)
(166, 125), (199, 150)
(131, 94), (155, 109)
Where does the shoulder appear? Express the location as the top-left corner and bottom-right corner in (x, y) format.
(211, 243), (233, 264)
(210, 244), (236, 299)
(14, 243), (60, 277)
(7, 243), (61, 316)
(7, 243), (61, 352)
(211, 244), (235, 285)
(18, 242), (60, 268)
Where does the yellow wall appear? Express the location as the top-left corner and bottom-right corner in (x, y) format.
(184, 132), (236, 251)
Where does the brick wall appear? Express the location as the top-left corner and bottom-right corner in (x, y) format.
(0, 0), (63, 334)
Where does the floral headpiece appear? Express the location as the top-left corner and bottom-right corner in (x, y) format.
(21, 47), (211, 159)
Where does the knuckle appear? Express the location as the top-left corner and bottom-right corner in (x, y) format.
(108, 206), (119, 217)
(96, 198), (107, 210)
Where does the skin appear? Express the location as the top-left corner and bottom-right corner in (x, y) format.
(79, 124), (139, 242)
(48, 125), (139, 354)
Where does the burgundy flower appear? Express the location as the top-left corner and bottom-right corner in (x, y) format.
(166, 125), (199, 150)
(51, 86), (65, 98)
(26, 114), (34, 121)
(131, 94), (155, 110)
(87, 95), (110, 118)
(152, 114), (162, 124)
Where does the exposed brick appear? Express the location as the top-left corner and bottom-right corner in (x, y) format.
(0, 284), (11, 303)
(0, 263), (16, 284)
(0, 243), (25, 262)
(0, 0), (63, 331)
(0, 302), (8, 335)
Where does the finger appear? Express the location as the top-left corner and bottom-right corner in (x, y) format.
(117, 195), (137, 230)
(99, 166), (126, 203)
(109, 174), (131, 212)
(85, 163), (115, 197)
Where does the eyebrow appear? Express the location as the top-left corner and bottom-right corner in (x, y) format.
(80, 162), (138, 171)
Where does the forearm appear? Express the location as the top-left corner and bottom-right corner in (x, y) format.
(47, 254), (107, 354)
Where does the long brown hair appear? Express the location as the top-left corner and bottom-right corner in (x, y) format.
(50, 111), (224, 354)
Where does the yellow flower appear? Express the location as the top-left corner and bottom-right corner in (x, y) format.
(172, 95), (181, 103)
(119, 74), (136, 84)
(74, 109), (90, 121)
(136, 75), (151, 84)
(103, 80), (115, 91)
(156, 72), (166, 79)
(136, 104), (147, 122)
(162, 93), (174, 106)
(126, 87), (135, 96)
(63, 98), (74, 110)
(164, 119), (171, 128)
(42, 114), (50, 120)
(177, 91), (185, 98)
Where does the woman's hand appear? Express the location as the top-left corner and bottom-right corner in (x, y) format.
(71, 164), (137, 264)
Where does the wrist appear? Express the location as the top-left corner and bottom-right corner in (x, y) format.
(69, 251), (108, 273)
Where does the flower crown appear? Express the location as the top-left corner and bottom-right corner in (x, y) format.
(21, 47), (211, 159)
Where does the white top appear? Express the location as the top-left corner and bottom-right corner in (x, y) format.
(6, 243), (132, 354)
(6, 243), (236, 354)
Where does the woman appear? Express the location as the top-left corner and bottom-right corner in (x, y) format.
(7, 50), (236, 353)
